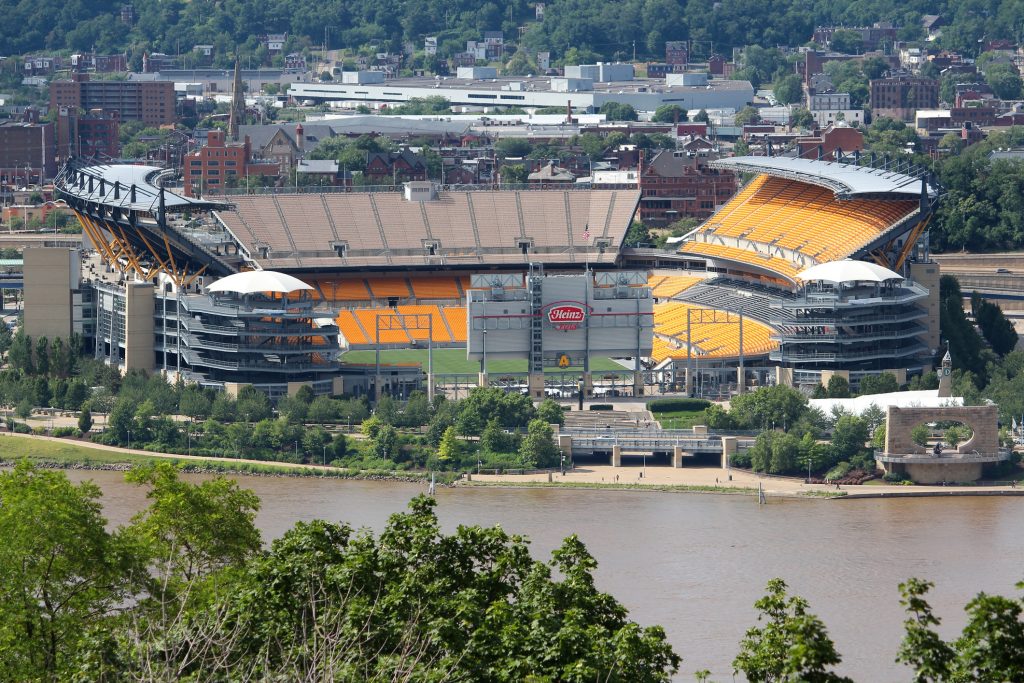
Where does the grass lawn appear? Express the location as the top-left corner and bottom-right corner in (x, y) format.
(650, 409), (708, 429)
(342, 348), (628, 375)
(0, 436), (164, 466)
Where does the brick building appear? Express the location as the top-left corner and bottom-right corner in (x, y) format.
(666, 41), (688, 66)
(50, 75), (176, 126)
(55, 107), (120, 161)
(795, 124), (865, 160)
(183, 130), (279, 196)
(364, 151), (427, 184)
(638, 149), (737, 226)
(0, 119), (56, 185)
(869, 75), (939, 121)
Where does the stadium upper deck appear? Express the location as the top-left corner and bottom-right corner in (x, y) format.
(676, 157), (936, 286)
(213, 188), (639, 271)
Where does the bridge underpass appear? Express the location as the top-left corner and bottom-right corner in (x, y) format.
(557, 429), (753, 468)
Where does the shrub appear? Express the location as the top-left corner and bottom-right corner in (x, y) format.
(730, 452), (753, 468)
(51, 426), (80, 438)
(825, 462), (852, 481)
(31, 426), (47, 436)
(883, 471), (909, 483)
(11, 422), (31, 434)
(648, 398), (712, 413)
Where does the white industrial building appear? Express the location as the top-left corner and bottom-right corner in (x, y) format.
(289, 73), (754, 114)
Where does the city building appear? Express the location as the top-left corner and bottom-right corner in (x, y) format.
(794, 124), (865, 160)
(870, 75), (939, 121)
(364, 151), (428, 184)
(182, 130), (280, 196)
(50, 75), (176, 126)
(0, 118), (56, 184)
(55, 107), (120, 162)
(638, 148), (738, 226)
(812, 23), (898, 52)
(289, 73), (754, 113)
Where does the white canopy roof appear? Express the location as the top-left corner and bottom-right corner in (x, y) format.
(797, 260), (903, 284)
(207, 271), (314, 295)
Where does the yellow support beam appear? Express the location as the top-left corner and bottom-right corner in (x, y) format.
(893, 214), (932, 272)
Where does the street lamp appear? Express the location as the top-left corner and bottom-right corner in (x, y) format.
(295, 440), (299, 460)
(127, 429), (131, 454)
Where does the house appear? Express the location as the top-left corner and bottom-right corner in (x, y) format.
(527, 161), (575, 186)
(638, 148), (737, 225)
(922, 15), (945, 41)
(296, 159), (352, 188)
(266, 34), (287, 54)
(364, 150), (428, 184)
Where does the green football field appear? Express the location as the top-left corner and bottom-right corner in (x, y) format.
(341, 348), (630, 375)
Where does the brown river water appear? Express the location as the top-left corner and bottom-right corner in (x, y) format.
(65, 469), (1024, 682)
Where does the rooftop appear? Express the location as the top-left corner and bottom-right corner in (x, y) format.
(56, 163), (224, 212)
(711, 156), (935, 199)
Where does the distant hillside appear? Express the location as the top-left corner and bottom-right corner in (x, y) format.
(2, 0), (1008, 68)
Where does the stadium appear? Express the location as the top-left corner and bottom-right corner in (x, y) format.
(46, 152), (940, 401)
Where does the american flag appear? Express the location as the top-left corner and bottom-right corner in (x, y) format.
(582, 225), (591, 241)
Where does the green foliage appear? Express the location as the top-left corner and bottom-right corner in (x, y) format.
(733, 578), (852, 682)
(729, 385), (809, 431)
(519, 418), (559, 469)
(941, 276), (990, 381)
(437, 425), (461, 462)
(124, 462), (261, 583)
(734, 106), (762, 126)
(651, 104), (688, 123)
(78, 408), (93, 434)
(648, 398), (712, 413)
(773, 74), (803, 105)
(831, 414), (869, 460)
(826, 375), (851, 398)
(829, 29), (863, 54)
(600, 102), (638, 122)
(495, 138), (534, 158)
(897, 577), (1024, 682)
(0, 462), (131, 681)
(911, 424), (931, 448)
(972, 294), (1019, 357)
(500, 163), (529, 184)
(624, 220), (652, 247)
(859, 372), (900, 395)
(536, 398), (565, 425)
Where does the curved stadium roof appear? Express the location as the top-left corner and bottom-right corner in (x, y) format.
(56, 164), (223, 213)
(711, 157), (935, 199)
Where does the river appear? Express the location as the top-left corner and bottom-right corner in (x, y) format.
(66, 469), (1024, 682)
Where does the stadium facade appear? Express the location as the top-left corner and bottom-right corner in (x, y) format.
(42, 153), (941, 401)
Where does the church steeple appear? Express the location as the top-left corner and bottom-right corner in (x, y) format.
(228, 58), (244, 141)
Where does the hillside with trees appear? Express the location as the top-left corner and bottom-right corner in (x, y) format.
(8, 0), (1024, 68)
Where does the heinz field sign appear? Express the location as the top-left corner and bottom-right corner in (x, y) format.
(547, 303), (586, 331)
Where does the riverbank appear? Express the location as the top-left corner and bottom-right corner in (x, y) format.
(0, 433), (442, 483)
(465, 464), (1024, 499)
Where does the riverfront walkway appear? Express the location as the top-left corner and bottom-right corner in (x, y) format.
(471, 464), (1024, 499)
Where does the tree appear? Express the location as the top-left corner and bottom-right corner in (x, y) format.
(78, 408), (93, 434)
(437, 425), (461, 462)
(897, 577), (1024, 682)
(832, 414), (869, 460)
(179, 387), (212, 420)
(773, 74), (803, 105)
(733, 578), (852, 682)
(481, 418), (513, 453)
(829, 29), (864, 54)
(372, 423), (398, 459)
(624, 220), (652, 246)
(600, 101), (639, 121)
(519, 419), (559, 468)
(307, 395), (338, 425)
(729, 385), (808, 431)
(944, 425), (967, 449)
(536, 398), (565, 425)
(236, 385), (272, 422)
(125, 462), (261, 584)
(972, 294), (1019, 357)
(210, 392), (238, 422)
(181, 497), (680, 681)
(652, 104), (687, 123)
(985, 64), (1023, 100)
(500, 163), (528, 183)
(859, 372), (899, 395)
(0, 463), (131, 681)
(495, 138), (533, 158)
(911, 424), (931, 448)
(734, 106), (762, 126)
(34, 335), (50, 376)
(790, 107), (815, 129)
(694, 109), (710, 123)
(826, 375), (851, 398)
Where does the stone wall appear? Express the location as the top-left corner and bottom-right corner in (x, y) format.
(884, 405), (998, 455)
